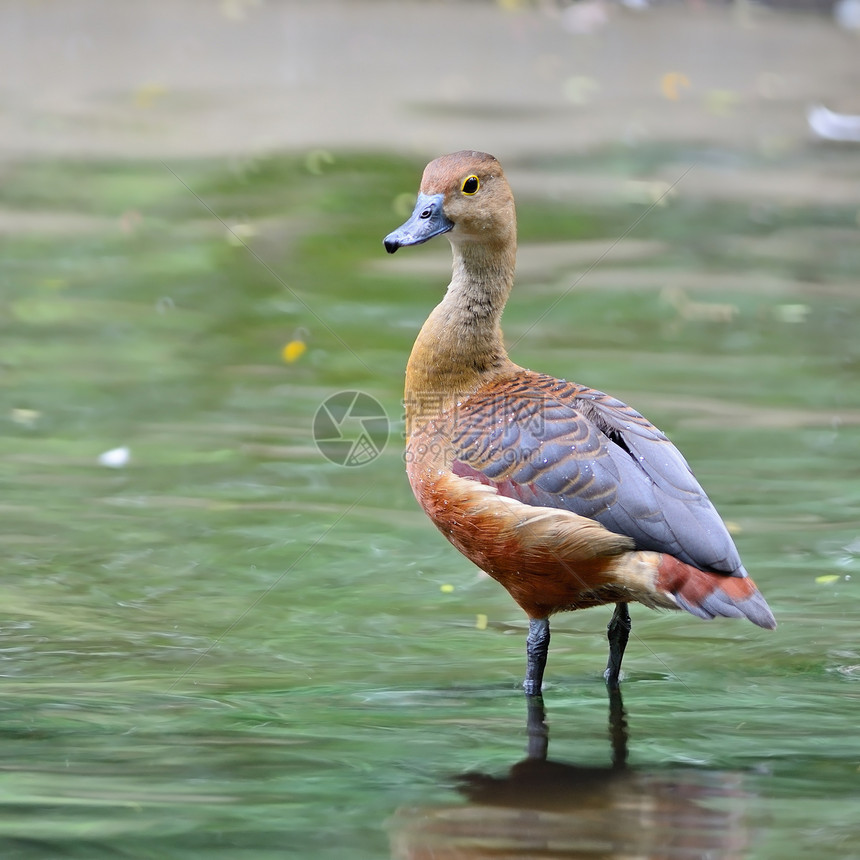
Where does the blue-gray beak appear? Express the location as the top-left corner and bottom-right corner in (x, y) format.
(383, 193), (453, 254)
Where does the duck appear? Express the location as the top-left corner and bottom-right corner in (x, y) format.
(383, 150), (776, 696)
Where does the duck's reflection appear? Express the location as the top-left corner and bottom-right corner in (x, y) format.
(390, 689), (753, 860)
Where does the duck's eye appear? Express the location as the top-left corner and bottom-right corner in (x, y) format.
(461, 175), (480, 195)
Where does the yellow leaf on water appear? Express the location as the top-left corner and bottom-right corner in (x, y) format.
(476, 613), (488, 630)
(661, 72), (691, 101)
(282, 340), (307, 363)
(134, 83), (167, 109)
(440, 584), (455, 593)
(815, 574), (840, 584)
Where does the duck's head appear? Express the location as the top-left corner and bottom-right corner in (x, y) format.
(384, 151), (515, 254)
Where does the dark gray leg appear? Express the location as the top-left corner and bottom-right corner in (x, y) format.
(603, 602), (631, 689)
(524, 617), (550, 696)
(525, 694), (549, 761)
(607, 684), (628, 770)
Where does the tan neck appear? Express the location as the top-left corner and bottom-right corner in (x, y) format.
(405, 238), (518, 420)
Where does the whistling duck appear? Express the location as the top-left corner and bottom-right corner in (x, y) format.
(384, 151), (776, 695)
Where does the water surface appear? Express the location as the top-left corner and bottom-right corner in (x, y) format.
(1, 149), (858, 858)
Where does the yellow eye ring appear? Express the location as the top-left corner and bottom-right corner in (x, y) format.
(461, 175), (480, 195)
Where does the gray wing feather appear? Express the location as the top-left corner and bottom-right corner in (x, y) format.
(452, 377), (746, 576)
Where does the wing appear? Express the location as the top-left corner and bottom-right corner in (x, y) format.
(450, 373), (746, 576)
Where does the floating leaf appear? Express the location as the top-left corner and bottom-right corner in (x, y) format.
(705, 89), (740, 117)
(660, 72), (691, 101)
(120, 210), (143, 235)
(282, 340), (307, 363)
(226, 223), (256, 246)
(305, 149), (335, 176)
(774, 304), (810, 324)
(134, 83), (167, 109)
(11, 408), (40, 427)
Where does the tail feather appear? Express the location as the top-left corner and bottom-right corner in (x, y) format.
(657, 555), (776, 630)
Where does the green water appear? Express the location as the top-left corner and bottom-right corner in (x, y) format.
(2, 149), (859, 858)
